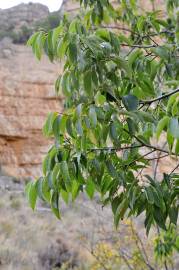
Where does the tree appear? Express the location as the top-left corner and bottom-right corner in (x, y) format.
(26, 0), (179, 234)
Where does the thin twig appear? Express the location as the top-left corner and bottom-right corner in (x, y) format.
(127, 149), (156, 167)
(123, 128), (175, 155)
(169, 163), (179, 176)
(121, 43), (158, 48)
(140, 88), (179, 105)
(87, 144), (142, 152)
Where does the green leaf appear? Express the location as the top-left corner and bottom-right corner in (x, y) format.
(150, 186), (162, 208)
(61, 189), (69, 204)
(68, 41), (78, 63)
(152, 46), (169, 60)
(89, 106), (97, 128)
(153, 207), (166, 230)
(156, 116), (170, 140)
(86, 178), (95, 199)
(95, 92), (106, 106)
(84, 70), (92, 95)
(169, 117), (179, 139)
(72, 181), (80, 201)
(106, 160), (118, 178)
(52, 163), (61, 188)
(52, 115), (61, 138)
(122, 94), (139, 111)
(57, 37), (68, 58)
(26, 181), (38, 210)
(175, 139), (179, 155)
(167, 92), (179, 113)
(52, 25), (63, 49)
(109, 122), (118, 141)
(112, 195), (123, 214)
(137, 16), (145, 32)
(60, 161), (71, 191)
(43, 112), (58, 137)
(55, 76), (61, 95)
(135, 111), (155, 123)
(27, 32), (39, 46)
(112, 57), (131, 77)
(50, 191), (60, 219)
(128, 49), (142, 67)
(41, 177), (51, 203)
(169, 206), (178, 225)
(75, 119), (83, 136)
(60, 71), (70, 96)
(145, 187), (154, 204)
(114, 198), (128, 228)
(66, 117), (74, 138)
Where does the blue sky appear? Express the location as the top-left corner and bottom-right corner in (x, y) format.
(0, 0), (63, 11)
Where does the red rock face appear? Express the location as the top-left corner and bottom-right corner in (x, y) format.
(0, 40), (63, 178)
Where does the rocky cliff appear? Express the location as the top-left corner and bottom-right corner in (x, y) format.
(0, 38), (63, 178)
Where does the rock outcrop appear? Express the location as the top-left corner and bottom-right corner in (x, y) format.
(0, 39), (62, 178)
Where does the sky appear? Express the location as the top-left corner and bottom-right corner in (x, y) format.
(0, 0), (63, 12)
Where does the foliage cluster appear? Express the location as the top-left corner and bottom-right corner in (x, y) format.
(26, 0), (179, 234)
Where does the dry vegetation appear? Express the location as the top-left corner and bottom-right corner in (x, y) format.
(0, 174), (178, 270)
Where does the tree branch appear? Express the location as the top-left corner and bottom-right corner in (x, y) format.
(140, 88), (179, 105)
(123, 128), (176, 155)
(87, 144), (142, 152)
(121, 43), (158, 48)
(169, 163), (179, 175)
